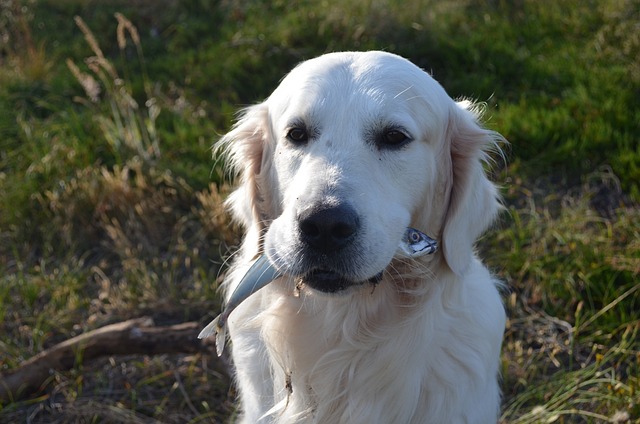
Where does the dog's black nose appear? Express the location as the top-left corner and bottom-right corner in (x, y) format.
(298, 204), (359, 252)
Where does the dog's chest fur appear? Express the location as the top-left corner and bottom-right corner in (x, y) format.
(230, 265), (501, 424)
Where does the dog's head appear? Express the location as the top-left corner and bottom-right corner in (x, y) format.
(219, 51), (502, 293)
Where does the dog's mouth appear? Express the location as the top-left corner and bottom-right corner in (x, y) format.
(301, 269), (383, 293)
(289, 227), (437, 294)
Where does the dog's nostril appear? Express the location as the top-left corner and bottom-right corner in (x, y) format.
(299, 219), (321, 238)
(298, 204), (359, 252)
(332, 221), (356, 239)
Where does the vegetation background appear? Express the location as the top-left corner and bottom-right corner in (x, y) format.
(0, 0), (638, 422)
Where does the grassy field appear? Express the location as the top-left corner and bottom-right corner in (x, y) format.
(0, 0), (638, 422)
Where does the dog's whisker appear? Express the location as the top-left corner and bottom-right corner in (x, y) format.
(394, 85), (414, 99)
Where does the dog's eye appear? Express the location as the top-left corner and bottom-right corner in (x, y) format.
(287, 127), (309, 144)
(381, 129), (410, 147)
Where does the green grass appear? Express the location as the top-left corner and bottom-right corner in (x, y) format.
(1, 0), (638, 422)
(487, 176), (639, 422)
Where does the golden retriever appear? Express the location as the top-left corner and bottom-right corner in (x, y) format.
(215, 51), (506, 423)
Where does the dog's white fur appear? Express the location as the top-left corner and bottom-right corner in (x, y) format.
(216, 51), (506, 423)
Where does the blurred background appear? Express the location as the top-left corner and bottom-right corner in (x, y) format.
(0, 0), (638, 422)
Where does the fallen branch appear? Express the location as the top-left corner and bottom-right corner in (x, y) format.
(0, 317), (219, 402)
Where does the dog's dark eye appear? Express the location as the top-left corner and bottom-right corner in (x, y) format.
(381, 129), (410, 147)
(287, 127), (309, 144)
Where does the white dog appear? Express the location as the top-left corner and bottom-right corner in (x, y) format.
(215, 51), (505, 423)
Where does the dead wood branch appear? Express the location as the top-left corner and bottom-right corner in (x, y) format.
(0, 317), (219, 402)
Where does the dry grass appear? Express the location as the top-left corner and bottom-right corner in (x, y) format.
(490, 174), (640, 423)
(1, 354), (233, 423)
(1, 12), (243, 421)
(1, 161), (241, 422)
(67, 15), (160, 162)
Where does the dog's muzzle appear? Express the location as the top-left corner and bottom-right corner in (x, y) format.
(296, 203), (369, 292)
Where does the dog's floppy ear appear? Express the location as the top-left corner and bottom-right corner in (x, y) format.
(442, 101), (502, 276)
(216, 103), (275, 230)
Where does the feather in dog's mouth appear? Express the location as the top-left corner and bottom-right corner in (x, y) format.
(199, 227), (437, 356)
